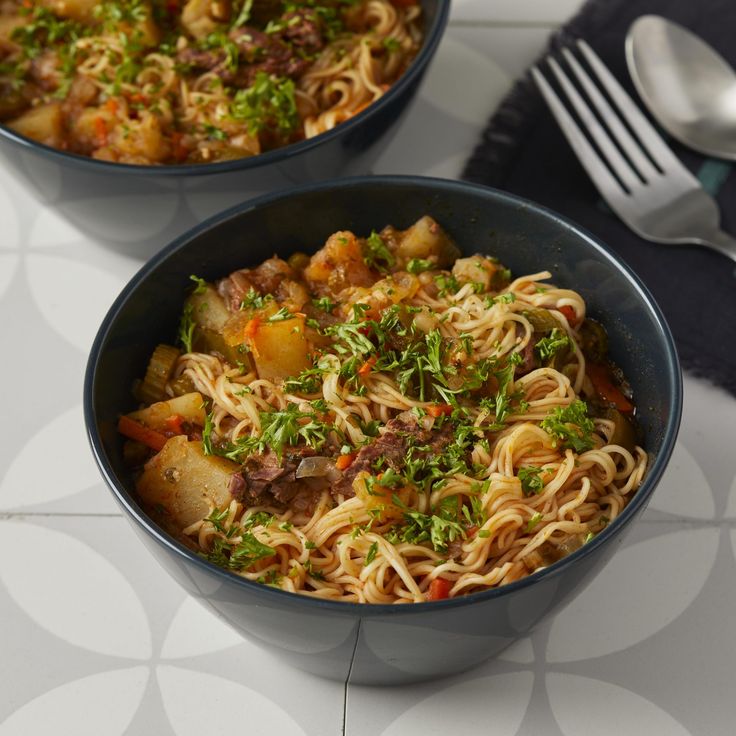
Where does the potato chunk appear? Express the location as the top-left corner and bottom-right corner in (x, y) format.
(452, 255), (506, 292)
(129, 392), (206, 431)
(137, 436), (239, 527)
(39, 0), (101, 22)
(7, 103), (64, 147)
(395, 216), (460, 269)
(251, 315), (312, 381)
(304, 230), (376, 296)
(181, 0), (220, 39)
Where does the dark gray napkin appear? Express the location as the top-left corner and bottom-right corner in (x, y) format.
(463, 0), (736, 395)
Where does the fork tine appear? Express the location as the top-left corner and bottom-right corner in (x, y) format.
(531, 66), (628, 210)
(576, 40), (694, 177)
(560, 48), (659, 183)
(547, 57), (641, 192)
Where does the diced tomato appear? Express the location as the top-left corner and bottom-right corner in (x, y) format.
(358, 356), (377, 376)
(164, 414), (185, 435)
(587, 363), (635, 414)
(427, 578), (451, 601)
(94, 117), (108, 147)
(335, 453), (356, 471)
(118, 416), (168, 452)
(557, 305), (578, 325)
(466, 525), (478, 538)
(426, 403), (453, 418)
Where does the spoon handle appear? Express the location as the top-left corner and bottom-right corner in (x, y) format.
(701, 230), (736, 263)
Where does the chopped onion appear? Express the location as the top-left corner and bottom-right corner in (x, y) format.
(296, 456), (336, 478)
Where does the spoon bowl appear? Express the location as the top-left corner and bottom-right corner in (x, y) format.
(626, 15), (736, 160)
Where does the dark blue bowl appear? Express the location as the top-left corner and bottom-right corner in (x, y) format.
(0, 1), (448, 257)
(84, 176), (682, 685)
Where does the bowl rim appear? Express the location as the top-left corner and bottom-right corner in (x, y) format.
(84, 174), (683, 616)
(0, 1), (449, 178)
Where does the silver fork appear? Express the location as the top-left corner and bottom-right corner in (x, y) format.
(532, 40), (736, 263)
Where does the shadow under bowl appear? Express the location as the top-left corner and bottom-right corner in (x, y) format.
(0, 0), (448, 259)
(85, 175), (682, 686)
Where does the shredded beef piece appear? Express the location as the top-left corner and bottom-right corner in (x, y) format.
(176, 26), (311, 89)
(333, 412), (454, 499)
(279, 10), (324, 51)
(217, 257), (296, 311)
(515, 336), (539, 377)
(230, 447), (327, 508)
(217, 269), (255, 312)
(176, 47), (225, 73)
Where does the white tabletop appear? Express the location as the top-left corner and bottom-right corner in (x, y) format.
(2, 1), (736, 734)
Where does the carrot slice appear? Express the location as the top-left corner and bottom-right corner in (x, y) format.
(118, 415), (168, 452)
(557, 305), (578, 325)
(427, 404), (453, 418)
(335, 453), (356, 471)
(587, 363), (635, 414)
(427, 578), (451, 601)
(358, 356), (377, 376)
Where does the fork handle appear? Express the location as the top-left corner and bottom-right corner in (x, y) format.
(701, 230), (736, 263)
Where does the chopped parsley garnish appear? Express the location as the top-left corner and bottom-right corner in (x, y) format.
(363, 231), (395, 272)
(178, 303), (195, 354)
(406, 258), (434, 274)
(365, 541), (378, 565)
(205, 533), (274, 571)
(312, 296), (338, 313)
(222, 404), (330, 460)
(240, 288), (273, 310)
(190, 274), (208, 294)
(434, 273), (460, 297)
(202, 410), (216, 456)
(526, 513), (543, 533)
(231, 72), (298, 135)
(518, 466), (544, 495)
(536, 328), (570, 362)
(540, 400), (596, 452)
(267, 306), (297, 322)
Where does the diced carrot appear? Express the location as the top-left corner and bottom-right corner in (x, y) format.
(358, 356), (377, 376)
(587, 363), (635, 414)
(118, 416), (168, 452)
(427, 577), (451, 601)
(105, 98), (119, 115)
(557, 305), (578, 325)
(94, 117), (108, 147)
(244, 317), (261, 340)
(335, 453), (356, 471)
(466, 525), (478, 538)
(427, 404), (453, 418)
(164, 414), (185, 435)
(170, 131), (189, 163)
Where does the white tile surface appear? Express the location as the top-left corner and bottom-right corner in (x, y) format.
(1, 3), (736, 736)
(450, 0), (586, 25)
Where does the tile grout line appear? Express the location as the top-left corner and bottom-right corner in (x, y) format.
(342, 618), (362, 736)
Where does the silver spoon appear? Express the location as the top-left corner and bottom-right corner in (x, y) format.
(626, 15), (736, 160)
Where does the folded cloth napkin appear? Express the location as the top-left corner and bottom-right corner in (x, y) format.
(463, 0), (736, 396)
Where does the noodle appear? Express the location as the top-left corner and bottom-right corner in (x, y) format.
(121, 215), (647, 603)
(0, 0), (422, 164)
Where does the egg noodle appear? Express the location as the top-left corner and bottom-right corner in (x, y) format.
(0, 0), (422, 164)
(127, 219), (649, 603)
